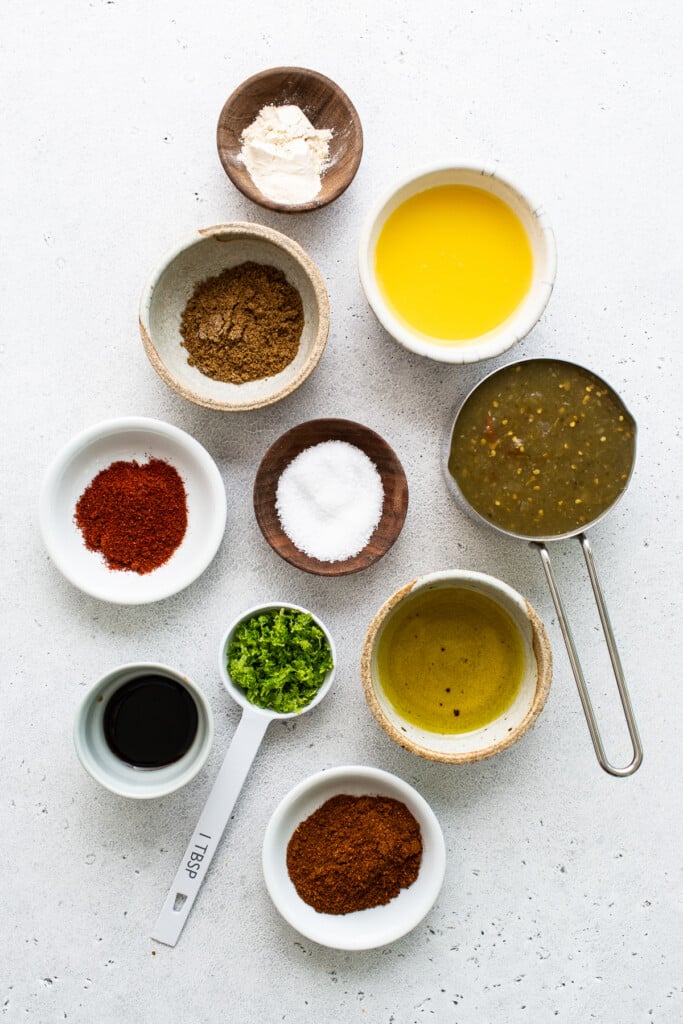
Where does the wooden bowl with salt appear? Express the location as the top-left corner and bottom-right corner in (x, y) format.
(217, 67), (363, 213)
(253, 419), (408, 576)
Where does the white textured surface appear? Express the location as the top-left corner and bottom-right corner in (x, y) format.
(2, 2), (682, 1022)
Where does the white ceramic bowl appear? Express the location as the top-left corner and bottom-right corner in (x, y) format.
(74, 662), (214, 799)
(262, 765), (446, 950)
(218, 602), (336, 718)
(139, 223), (330, 411)
(361, 570), (552, 763)
(358, 164), (557, 363)
(39, 417), (226, 604)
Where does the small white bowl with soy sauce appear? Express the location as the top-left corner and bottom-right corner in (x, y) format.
(74, 663), (214, 799)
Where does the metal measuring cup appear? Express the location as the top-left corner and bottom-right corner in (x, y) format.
(152, 603), (336, 946)
(444, 358), (642, 777)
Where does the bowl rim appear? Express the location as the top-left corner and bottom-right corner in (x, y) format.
(73, 661), (215, 799)
(217, 600), (337, 720)
(216, 65), (364, 213)
(357, 162), (557, 364)
(253, 416), (409, 576)
(262, 764), (446, 949)
(360, 569), (553, 763)
(138, 222), (330, 412)
(39, 415), (227, 604)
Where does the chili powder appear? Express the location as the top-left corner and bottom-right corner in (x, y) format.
(286, 794), (423, 915)
(74, 458), (188, 574)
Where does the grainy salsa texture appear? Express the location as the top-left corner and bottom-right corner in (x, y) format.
(448, 360), (636, 538)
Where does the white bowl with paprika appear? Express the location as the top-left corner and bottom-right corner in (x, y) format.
(39, 417), (227, 604)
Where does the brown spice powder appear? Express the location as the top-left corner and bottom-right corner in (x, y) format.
(286, 794), (423, 915)
(179, 261), (304, 384)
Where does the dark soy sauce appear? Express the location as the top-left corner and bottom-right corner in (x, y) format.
(103, 675), (199, 768)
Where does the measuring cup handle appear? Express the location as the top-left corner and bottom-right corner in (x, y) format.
(151, 709), (270, 946)
(533, 535), (643, 777)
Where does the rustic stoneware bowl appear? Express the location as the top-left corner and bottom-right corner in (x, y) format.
(253, 418), (409, 576)
(217, 66), (363, 213)
(139, 223), (330, 412)
(39, 417), (227, 605)
(262, 765), (446, 950)
(358, 163), (556, 364)
(361, 570), (552, 763)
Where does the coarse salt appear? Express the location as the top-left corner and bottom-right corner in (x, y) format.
(275, 441), (384, 562)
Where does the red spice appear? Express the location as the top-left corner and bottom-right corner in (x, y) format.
(74, 458), (188, 574)
(286, 794), (423, 915)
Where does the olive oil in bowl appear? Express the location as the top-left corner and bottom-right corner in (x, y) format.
(376, 586), (525, 734)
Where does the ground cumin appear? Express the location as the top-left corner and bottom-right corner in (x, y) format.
(286, 794), (423, 915)
(179, 261), (304, 384)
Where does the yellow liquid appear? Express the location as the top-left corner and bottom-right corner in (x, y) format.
(377, 587), (525, 734)
(375, 185), (533, 341)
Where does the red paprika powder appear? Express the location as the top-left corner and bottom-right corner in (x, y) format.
(74, 458), (188, 574)
(286, 794), (423, 915)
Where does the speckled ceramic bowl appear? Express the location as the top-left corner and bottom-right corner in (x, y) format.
(139, 223), (330, 412)
(361, 570), (552, 763)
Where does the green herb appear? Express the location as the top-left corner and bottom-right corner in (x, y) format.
(227, 608), (333, 713)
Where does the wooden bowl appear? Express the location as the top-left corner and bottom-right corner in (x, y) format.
(217, 67), (363, 213)
(139, 223), (329, 412)
(253, 419), (408, 576)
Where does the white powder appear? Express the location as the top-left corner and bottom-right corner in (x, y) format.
(275, 441), (384, 562)
(239, 105), (332, 205)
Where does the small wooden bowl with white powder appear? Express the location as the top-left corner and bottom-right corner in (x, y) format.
(217, 67), (363, 213)
(253, 419), (408, 576)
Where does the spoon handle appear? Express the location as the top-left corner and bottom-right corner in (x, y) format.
(152, 709), (270, 946)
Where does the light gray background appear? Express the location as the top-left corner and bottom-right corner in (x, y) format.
(2, 2), (681, 1022)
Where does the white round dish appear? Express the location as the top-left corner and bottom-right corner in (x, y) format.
(39, 417), (227, 604)
(262, 765), (446, 950)
(74, 662), (214, 799)
(358, 163), (557, 364)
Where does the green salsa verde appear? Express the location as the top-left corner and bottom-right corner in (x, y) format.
(448, 360), (636, 538)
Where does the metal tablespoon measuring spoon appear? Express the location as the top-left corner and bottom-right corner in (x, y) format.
(152, 603), (336, 947)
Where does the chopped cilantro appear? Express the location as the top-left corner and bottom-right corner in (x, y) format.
(227, 607), (333, 713)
